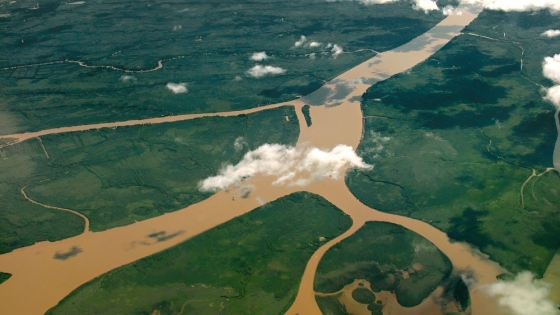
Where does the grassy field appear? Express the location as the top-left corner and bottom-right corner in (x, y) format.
(46, 192), (353, 315)
(347, 9), (560, 276)
(0, 106), (298, 253)
(0, 0), (457, 133)
(315, 222), (453, 311)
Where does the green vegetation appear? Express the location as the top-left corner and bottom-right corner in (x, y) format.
(0, 0), (457, 133)
(0, 272), (11, 285)
(302, 105), (313, 127)
(46, 192), (353, 315)
(0, 106), (298, 253)
(347, 9), (560, 276)
(352, 288), (375, 304)
(315, 222), (452, 308)
(453, 278), (470, 312)
(316, 295), (349, 315)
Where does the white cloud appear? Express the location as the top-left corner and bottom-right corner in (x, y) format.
(246, 65), (286, 78)
(309, 41), (322, 48)
(234, 137), (246, 152)
(331, 44), (344, 58)
(412, 0), (439, 12)
(466, 0), (560, 12)
(309, 53), (317, 60)
(542, 30), (560, 38)
(173, 25), (182, 31)
(442, 5), (454, 15)
(326, 0), (439, 12)
(120, 75), (137, 82)
(544, 55), (560, 84)
(546, 85), (560, 108)
(543, 55), (560, 108)
(166, 82), (188, 94)
(198, 144), (373, 192)
(326, 0), (397, 3)
(329, 0), (560, 13)
(484, 272), (559, 315)
(250, 52), (269, 61)
(442, 5), (462, 15)
(294, 35), (307, 47)
(363, 131), (391, 158)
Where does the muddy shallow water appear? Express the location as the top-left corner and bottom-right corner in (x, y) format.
(0, 2), (508, 314)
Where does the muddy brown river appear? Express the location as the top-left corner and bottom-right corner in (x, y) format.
(0, 2), (509, 314)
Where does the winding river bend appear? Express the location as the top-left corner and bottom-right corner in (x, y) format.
(0, 2), (507, 314)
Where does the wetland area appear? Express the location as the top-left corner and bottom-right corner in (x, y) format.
(0, 0), (559, 314)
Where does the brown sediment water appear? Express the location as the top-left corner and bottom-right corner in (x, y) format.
(316, 279), (461, 315)
(0, 1), (507, 314)
(0, 102), (292, 149)
(544, 248), (560, 304)
(285, 179), (505, 315)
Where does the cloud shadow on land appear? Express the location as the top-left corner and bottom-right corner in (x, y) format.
(53, 246), (83, 260)
(447, 207), (507, 252)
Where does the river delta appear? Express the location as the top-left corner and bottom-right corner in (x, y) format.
(0, 0), (559, 315)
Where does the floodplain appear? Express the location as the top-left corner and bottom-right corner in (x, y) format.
(347, 8), (560, 277)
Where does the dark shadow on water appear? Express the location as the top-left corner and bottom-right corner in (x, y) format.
(146, 230), (185, 243)
(53, 246), (83, 260)
(392, 25), (467, 54)
(302, 79), (356, 106)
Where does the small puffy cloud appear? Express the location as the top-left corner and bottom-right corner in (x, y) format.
(166, 82), (188, 94)
(465, 0), (560, 12)
(327, 0), (439, 12)
(173, 25), (182, 31)
(363, 131), (391, 158)
(442, 5), (462, 15)
(331, 44), (343, 58)
(412, 0), (439, 12)
(198, 144), (373, 192)
(246, 65), (286, 78)
(250, 51), (269, 61)
(294, 35), (307, 47)
(484, 271), (560, 315)
(120, 75), (137, 82)
(234, 137), (246, 151)
(542, 30), (560, 38)
(330, 0), (560, 13)
(309, 41), (322, 48)
(327, 0), (397, 4)
(442, 5), (454, 15)
(309, 53), (317, 60)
